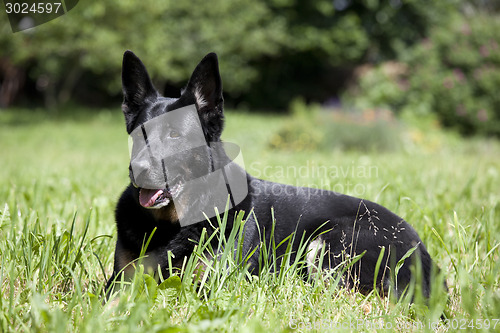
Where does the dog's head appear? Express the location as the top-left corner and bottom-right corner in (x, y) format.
(121, 51), (225, 217)
(122, 50), (224, 141)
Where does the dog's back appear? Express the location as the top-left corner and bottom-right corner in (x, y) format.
(238, 175), (434, 297)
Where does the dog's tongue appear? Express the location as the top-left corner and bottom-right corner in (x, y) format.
(139, 188), (164, 208)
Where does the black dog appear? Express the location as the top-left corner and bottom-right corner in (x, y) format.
(106, 50), (441, 299)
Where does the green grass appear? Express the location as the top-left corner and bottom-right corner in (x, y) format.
(1, 107), (499, 332)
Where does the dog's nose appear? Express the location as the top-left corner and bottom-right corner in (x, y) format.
(130, 155), (169, 189)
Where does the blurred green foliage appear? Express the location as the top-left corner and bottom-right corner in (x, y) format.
(406, 13), (500, 136)
(269, 98), (402, 152)
(342, 62), (408, 112)
(345, 12), (500, 137)
(0, 0), (455, 109)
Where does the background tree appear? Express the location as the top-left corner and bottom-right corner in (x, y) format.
(0, 0), (457, 109)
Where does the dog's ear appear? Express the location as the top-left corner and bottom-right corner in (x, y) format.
(185, 53), (223, 112)
(184, 53), (224, 141)
(121, 51), (158, 129)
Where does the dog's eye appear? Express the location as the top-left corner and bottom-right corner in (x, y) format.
(169, 130), (181, 138)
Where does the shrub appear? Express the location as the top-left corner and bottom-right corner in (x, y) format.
(408, 13), (500, 136)
(346, 13), (500, 137)
(343, 62), (409, 113)
(269, 99), (402, 152)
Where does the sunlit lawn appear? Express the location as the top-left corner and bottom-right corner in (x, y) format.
(0, 108), (499, 332)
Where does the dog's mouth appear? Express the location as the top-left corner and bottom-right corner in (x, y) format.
(138, 182), (182, 209)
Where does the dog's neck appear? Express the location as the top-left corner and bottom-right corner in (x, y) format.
(150, 205), (179, 224)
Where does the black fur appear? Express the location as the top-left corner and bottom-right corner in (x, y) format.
(106, 50), (442, 299)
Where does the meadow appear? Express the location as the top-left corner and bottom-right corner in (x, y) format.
(0, 107), (499, 332)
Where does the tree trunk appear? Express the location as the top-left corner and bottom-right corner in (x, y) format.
(0, 58), (25, 108)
